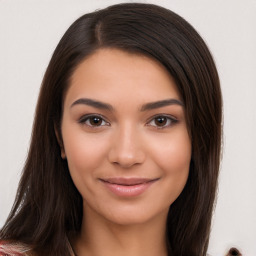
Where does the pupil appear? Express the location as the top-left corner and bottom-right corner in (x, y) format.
(156, 117), (167, 126)
(90, 117), (102, 126)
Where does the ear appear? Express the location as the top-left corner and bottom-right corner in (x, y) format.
(54, 124), (66, 159)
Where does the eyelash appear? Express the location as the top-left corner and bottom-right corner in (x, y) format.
(146, 114), (178, 129)
(78, 114), (178, 129)
(78, 114), (110, 128)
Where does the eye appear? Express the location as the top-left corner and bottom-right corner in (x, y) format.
(79, 115), (110, 127)
(147, 115), (177, 128)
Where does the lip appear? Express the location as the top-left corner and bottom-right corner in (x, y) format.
(99, 177), (159, 197)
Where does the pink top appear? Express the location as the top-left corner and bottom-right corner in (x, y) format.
(0, 240), (76, 256)
(0, 240), (241, 256)
(0, 241), (31, 256)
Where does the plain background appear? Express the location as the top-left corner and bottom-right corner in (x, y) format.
(0, 0), (255, 255)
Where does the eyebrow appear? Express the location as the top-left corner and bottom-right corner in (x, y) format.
(140, 98), (184, 111)
(70, 98), (114, 111)
(70, 98), (184, 111)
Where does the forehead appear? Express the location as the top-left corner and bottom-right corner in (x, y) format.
(65, 48), (181, 106)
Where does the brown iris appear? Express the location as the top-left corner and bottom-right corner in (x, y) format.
(89, 116), (103, 126)
(155, 116), (167, 126)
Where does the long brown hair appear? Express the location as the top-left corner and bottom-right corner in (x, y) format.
(0, 3), (222, 256)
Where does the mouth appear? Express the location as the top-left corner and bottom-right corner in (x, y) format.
(99, 177), (159, 197)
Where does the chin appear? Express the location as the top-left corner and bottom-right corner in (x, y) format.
(91, 202), (170, 227)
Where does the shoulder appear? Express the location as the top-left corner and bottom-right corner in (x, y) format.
(0, 240), (32, 256)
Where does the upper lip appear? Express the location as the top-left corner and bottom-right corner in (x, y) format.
(99, 177), (159, 185)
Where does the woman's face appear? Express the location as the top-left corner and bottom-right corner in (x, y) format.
(61, 48), (191, 225)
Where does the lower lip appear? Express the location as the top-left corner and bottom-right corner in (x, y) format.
(101, 180), (157, 197)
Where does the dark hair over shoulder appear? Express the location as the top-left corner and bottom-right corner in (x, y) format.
(0, 3), (222, 256)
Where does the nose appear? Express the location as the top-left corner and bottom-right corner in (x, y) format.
(108, 124), (146, 168)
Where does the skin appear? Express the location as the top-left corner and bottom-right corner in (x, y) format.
(60, 48), (191, 256)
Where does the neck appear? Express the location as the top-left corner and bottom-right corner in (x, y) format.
(73, 203), (169, 256)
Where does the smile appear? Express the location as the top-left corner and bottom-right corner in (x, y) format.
(99, 177), (159, 197)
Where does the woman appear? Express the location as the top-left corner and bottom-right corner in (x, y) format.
(0, 3), (222, 256)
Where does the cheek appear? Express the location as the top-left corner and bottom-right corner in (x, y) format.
(151, 131), (191, 173)
(61, 129), (111, 198)
(149, 131), (191, 199)
(61, 126), (110, 177)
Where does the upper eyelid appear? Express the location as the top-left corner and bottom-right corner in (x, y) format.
(78, 114), (110, 124)
(146, 114), (178, 129)
(146, 114), (178, 123)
